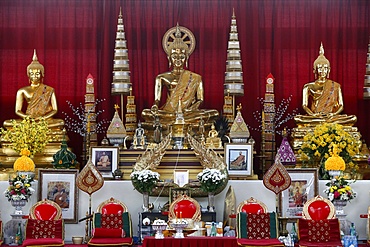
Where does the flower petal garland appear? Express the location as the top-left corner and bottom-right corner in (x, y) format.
(130, 169), (160, 193)
(4, 174), (35, 201)
(323, 176), (356, 202)
(298, 123), (359, 175)
(197, 168), (227, 193)
(0, 116), (51, 156)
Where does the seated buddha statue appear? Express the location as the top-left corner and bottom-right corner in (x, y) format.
(141, 24), (219, 128)
(294, 43), (357, 127)
(3, 50), (64, 129)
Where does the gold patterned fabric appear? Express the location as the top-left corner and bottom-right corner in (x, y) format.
(263, 158), (291, 194)
(246, 213), (271, 239)
(76, 159), (104, 195)
(26, 219), (63, 239)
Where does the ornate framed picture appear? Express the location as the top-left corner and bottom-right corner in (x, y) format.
(38, 169), (79, 223)
(225, 143), (253, 176)
(173, 169), (189, 187)
(91, 146), (119, 177)
(279, 168), (319, 218)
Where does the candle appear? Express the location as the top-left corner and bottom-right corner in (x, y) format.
(180, 211), (182, 220)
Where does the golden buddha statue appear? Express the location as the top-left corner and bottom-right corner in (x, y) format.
(0, 50), (66, 169)
(141, 24), (219, 128)
(294, 43), (357, 127)
(3, 50), (64, 129)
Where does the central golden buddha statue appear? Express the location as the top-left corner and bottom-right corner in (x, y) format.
(141, 24), (219, 129)
(294, 43), (357, 127)
(4, 50), (64, 129)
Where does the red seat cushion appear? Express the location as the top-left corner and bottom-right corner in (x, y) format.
(173, 200), (197, 218)
(88, 237), (133, 246)
(22, 238), (64, 247)
(306, 200), (331, 220)
(33, 204), (59, 220)
(237, 238), (284, 246)
(101, 203), (125, 215)
(25, 219), (63, 239)
(93, 228), (125, 238)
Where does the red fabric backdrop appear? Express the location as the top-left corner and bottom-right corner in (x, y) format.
(0, 0), (369, 168)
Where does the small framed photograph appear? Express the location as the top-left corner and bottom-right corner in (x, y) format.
(279, 168), (319, 218)
(173, 169), (189, 187)
(225, 143), (253, 176)
(38, 169), (79, 223)
(169, 188), (190, 203)
(91, 146), (119, 177)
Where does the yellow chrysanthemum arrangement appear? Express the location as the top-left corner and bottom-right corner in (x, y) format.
(298, 123), (359, 176)
(0, 116), (51, 156)
(324, 145), (346, 171)
(13, 148), (35, 172)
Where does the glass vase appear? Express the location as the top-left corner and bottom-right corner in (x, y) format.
(207, 192), (215, 212)
(142, 192), (149, 212)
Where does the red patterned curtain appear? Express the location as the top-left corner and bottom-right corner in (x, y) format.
(0, 0), (369, 164)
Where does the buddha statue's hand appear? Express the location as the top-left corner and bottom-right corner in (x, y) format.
(150, 105), (159, 115)
(186, 101), (201, 111)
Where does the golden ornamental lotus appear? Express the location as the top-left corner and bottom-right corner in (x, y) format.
(13, 148), (35, 172)
(324, 145), (346, 171)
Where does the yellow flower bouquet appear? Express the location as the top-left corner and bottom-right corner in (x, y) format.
(0, 117), (51, 156)
(298, 123), (359, 177)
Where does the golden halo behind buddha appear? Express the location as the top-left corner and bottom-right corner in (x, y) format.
(162, 24), (196, 56)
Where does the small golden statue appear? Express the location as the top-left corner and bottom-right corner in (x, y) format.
(141, 24), (218, 128)
(294, 43), (357, 127)
(206, 123), (222, 149)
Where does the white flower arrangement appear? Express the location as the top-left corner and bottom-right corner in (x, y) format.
(197, 168), (227, 193)
(130, 169), (160, 193)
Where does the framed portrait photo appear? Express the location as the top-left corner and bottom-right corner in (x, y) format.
(173, 169), (189, 187)
(91, 146), (119, 177)
(38, 169), (79, 223)
(225, 143), (253, 176)
(279, 168), (319, 218)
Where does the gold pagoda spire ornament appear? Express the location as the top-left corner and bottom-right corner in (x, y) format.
(223, 9), (244, 120)
(111, 7), (132, 119)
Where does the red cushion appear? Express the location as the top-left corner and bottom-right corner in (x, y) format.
(174, 200), (197, 218)
(25, 219), (63, 239)
(101, 213), (123, 229)
(247, 213), (271, 239)
(101, 203), (125, 215)
(298, 218), (342, 246)
(22, 238), (64, 246)
(237, 238), (284, 246)
(33, 204), (59, 220)
(241, 203), (266, 214)
(93, 228), (125, 238)
(307, 201), (331, 220)
(307, 220), (330, 242)
(88, 237), (133, 246)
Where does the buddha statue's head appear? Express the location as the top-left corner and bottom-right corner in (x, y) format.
(167, 25), (189, 69)
(313, 42), (330, 79)
(27, 50), (45, 84)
